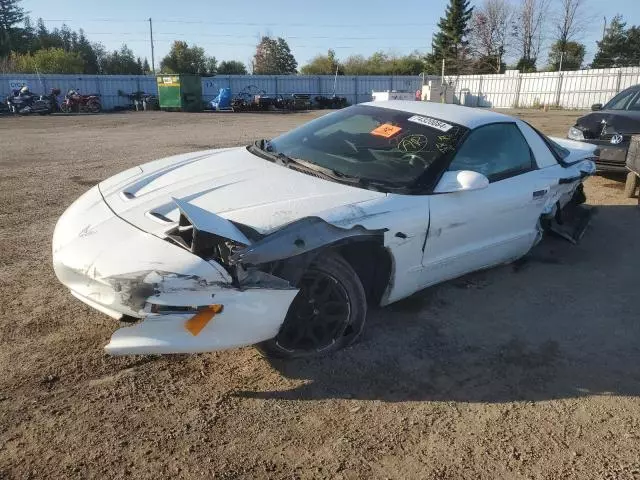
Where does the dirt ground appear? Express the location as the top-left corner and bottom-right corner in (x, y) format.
(1, 108), (639, 480)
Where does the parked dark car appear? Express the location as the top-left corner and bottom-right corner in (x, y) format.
(568, 84), (640, 175)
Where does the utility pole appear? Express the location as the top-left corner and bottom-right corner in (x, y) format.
(558, 51), (564, 73)
(602, 16), (607, 42)
(149, 17), (155, 74)
(441, 58), (446, 103)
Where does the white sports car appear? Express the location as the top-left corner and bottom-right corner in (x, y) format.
(53, 101), (596, 358)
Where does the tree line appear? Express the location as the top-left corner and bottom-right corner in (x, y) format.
(423, 0), (640, 75)
(0, 9), (152, 74)
(1, 0), (640, 76)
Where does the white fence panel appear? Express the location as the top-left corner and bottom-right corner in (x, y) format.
(518, 72), (560, 108)
(448, 66), (640, 109)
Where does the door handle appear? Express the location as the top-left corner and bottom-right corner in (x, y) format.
(532, 189), (548, 198)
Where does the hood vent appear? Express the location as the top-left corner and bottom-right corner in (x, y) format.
(145, 211), (174, 224)
(120, 191), (135, 200)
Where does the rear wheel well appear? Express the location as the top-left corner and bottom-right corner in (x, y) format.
(337, 241), (392, 306)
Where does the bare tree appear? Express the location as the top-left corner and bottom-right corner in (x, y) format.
(550, 0), (592, 68)
(553, 0), (589, 47)
(512, 0), (551, 72)
(469, 0), (514, 73)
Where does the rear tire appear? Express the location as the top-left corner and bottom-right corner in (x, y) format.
(624, 171), (638, 198)
(256, 252), (367, 359)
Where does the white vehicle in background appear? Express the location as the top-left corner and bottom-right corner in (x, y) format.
(52, 101), (596, 359)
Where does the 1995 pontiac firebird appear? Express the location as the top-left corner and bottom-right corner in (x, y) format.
(53, 101), (596, 359)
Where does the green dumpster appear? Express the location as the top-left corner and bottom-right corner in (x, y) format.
(156, 74), (202, 112)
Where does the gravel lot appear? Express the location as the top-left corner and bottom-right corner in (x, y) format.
(1, 108), (639, 480)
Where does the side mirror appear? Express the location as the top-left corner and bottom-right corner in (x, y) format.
(434, 170), (490, 194)
(591, 103), (603, 111)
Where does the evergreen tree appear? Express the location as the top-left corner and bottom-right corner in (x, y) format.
(75, 29), (101, 74)
(142, 57), (150, 74)
(20, 15), (34, 52)
(101, 45), (142, 75)
(425, 0), (474, 75)
(591, 15), (631, 68)
(0, 0), (25, 56)
(34, 17), (52, 50)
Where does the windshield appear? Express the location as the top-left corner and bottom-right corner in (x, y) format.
(265, 105), (468, 188)
(603, 88), (639, 110)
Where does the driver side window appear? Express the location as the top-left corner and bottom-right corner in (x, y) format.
(448, 123), (535, 182)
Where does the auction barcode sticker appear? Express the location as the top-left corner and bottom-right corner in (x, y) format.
(407, 115), (453, 132)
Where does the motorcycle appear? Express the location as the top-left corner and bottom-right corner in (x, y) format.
(6, 88), (61, 115)
(60, 89), (102, 114)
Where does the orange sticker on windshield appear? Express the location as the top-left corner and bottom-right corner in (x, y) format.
(371, 123), (402, 138)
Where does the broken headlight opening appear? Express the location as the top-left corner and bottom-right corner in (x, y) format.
(163, 212), (289, 289)
(165, 212), (247, 273)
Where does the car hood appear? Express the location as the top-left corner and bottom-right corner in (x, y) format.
(576, 110), (640, 135)
(99, 147), (386, 237)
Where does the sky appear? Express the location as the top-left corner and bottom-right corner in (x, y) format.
(20, 0), (640, 71)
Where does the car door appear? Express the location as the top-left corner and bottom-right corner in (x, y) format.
(419, 122), (549, 289)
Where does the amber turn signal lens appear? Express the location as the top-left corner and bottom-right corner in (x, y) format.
(184, 304), (224, 336)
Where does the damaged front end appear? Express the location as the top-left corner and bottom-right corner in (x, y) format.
(52, 186), (384, 355)
(165, 196), (385, 290)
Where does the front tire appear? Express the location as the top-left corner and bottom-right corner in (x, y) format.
(257, 252), (367, 359)
(624, 171), (638, 198)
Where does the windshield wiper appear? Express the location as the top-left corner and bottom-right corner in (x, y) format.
(251, 140), (407, 191)
(291, 160), (407, 192)
(281, 156), (361, 182)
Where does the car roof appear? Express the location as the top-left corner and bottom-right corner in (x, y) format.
(360, 100), (515, 129)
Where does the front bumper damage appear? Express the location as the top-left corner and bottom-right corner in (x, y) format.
(53, 185), (386, 355)
(52, 186), (299, 355)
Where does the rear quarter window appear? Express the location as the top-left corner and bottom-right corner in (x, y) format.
(547, 138), (570, 159)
